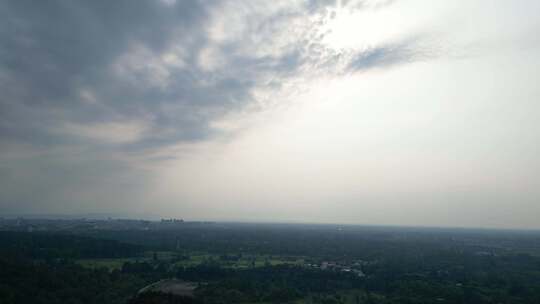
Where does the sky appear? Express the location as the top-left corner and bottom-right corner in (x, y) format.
(1, 0), (540, 229)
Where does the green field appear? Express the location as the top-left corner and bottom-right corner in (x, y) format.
(173, 253), (305, 269)
(76, 251), (173, 269)
(77, 251), (306, 271)
(76, 257), (147, 270)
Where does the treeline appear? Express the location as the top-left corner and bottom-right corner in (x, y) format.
(75, 224), (540, 259)
(2, 227), (540, 304)
(0, 231), (143, 259)
(171, 255), (540, 304)
(173, 264), (359, 304)
(0, 232), (153, 304)
(0, 256), (151, 304)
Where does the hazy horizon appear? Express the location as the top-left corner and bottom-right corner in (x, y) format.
(3, 212), (540, 232)
(2, 0), (540, 229)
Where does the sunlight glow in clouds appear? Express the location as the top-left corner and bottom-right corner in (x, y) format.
(321, 0), (409, 49)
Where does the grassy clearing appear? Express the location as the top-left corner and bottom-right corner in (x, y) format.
(77, 252), (307, 271)
(172, 253), (306, 269)
(77, 251), (176, 270)
(75, 257), (148, 270)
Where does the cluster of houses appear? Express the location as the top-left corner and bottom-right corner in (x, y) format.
(305, 260), (367, 277)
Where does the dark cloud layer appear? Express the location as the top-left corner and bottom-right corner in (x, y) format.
(0, 0), (342, 213)
(0, 0), (281, 150)
(0, 0), (418, 151)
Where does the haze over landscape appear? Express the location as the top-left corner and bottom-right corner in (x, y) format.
(2, 0), (540, 229)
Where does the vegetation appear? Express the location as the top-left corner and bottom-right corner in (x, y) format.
(1, 223), (540, 303)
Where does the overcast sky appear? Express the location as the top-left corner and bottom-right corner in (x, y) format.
(1, 0), (540, 229)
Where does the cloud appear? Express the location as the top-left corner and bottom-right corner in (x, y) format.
(5, 0), (514, 222)
(57, 120), (148, 145)
(347, 37), (439, 72)
(0, 0), (436, 153)
(1, 0), (214, 147)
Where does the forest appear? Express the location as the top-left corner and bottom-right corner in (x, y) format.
(1, 222), (540, 304)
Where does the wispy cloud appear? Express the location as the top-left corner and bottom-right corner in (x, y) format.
(347, 37), (441, 72)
